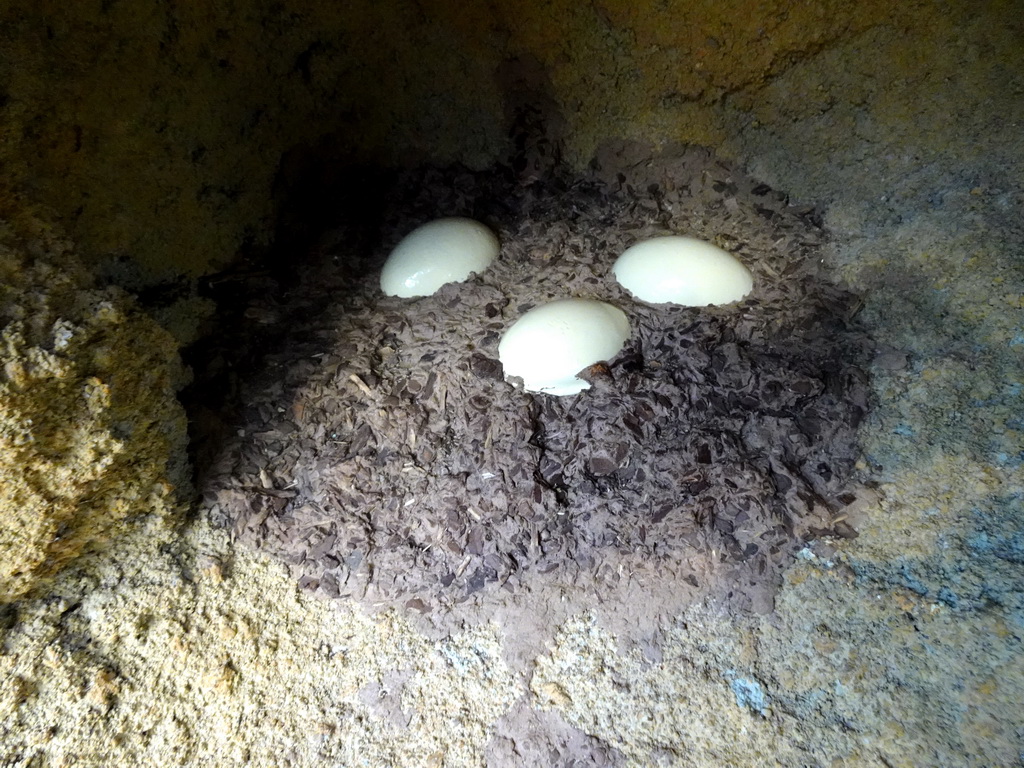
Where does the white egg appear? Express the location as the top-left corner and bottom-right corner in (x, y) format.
(380, 217), (499, 298)
(612, 235), (753, 306)
(498, 298), (631, 396)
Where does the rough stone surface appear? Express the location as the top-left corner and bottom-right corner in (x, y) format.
(0, 220), (190, 602)
(0, 0), (974, 287)
(1, 2), (1022, 766)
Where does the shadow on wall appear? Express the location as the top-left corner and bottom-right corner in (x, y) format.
(268, 53), (567, 261)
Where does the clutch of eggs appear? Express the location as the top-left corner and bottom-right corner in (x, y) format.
(381, 221), (752, 398)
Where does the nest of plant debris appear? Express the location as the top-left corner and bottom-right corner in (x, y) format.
(200, 143), (870, 618)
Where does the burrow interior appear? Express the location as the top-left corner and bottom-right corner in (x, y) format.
(1, 0), (1018, 641)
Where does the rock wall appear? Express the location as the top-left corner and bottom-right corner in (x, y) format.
(0, 0), (999, 285)
(0, 218), (189, 602)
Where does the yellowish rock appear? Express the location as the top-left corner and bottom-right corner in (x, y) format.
(0, 224), (189, 602)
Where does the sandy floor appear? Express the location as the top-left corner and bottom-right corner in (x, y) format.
(2, 21), (1023, 768)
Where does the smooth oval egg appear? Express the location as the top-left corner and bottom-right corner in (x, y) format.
(498, 298), (631, 396)
(612, 235), (753, 306)
(380, 217), (499, 298)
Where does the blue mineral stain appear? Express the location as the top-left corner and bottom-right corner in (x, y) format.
(937, 586), (960, 609)
(893, 423), (915, 437)
(967, 530), (993, 553)
(1009, 608), (1024, 632)
(897, 560), (930, 596)
(993, 451), (1024, 468)
(726, 670), (768, 716)
(967, 530), (1024, 565)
